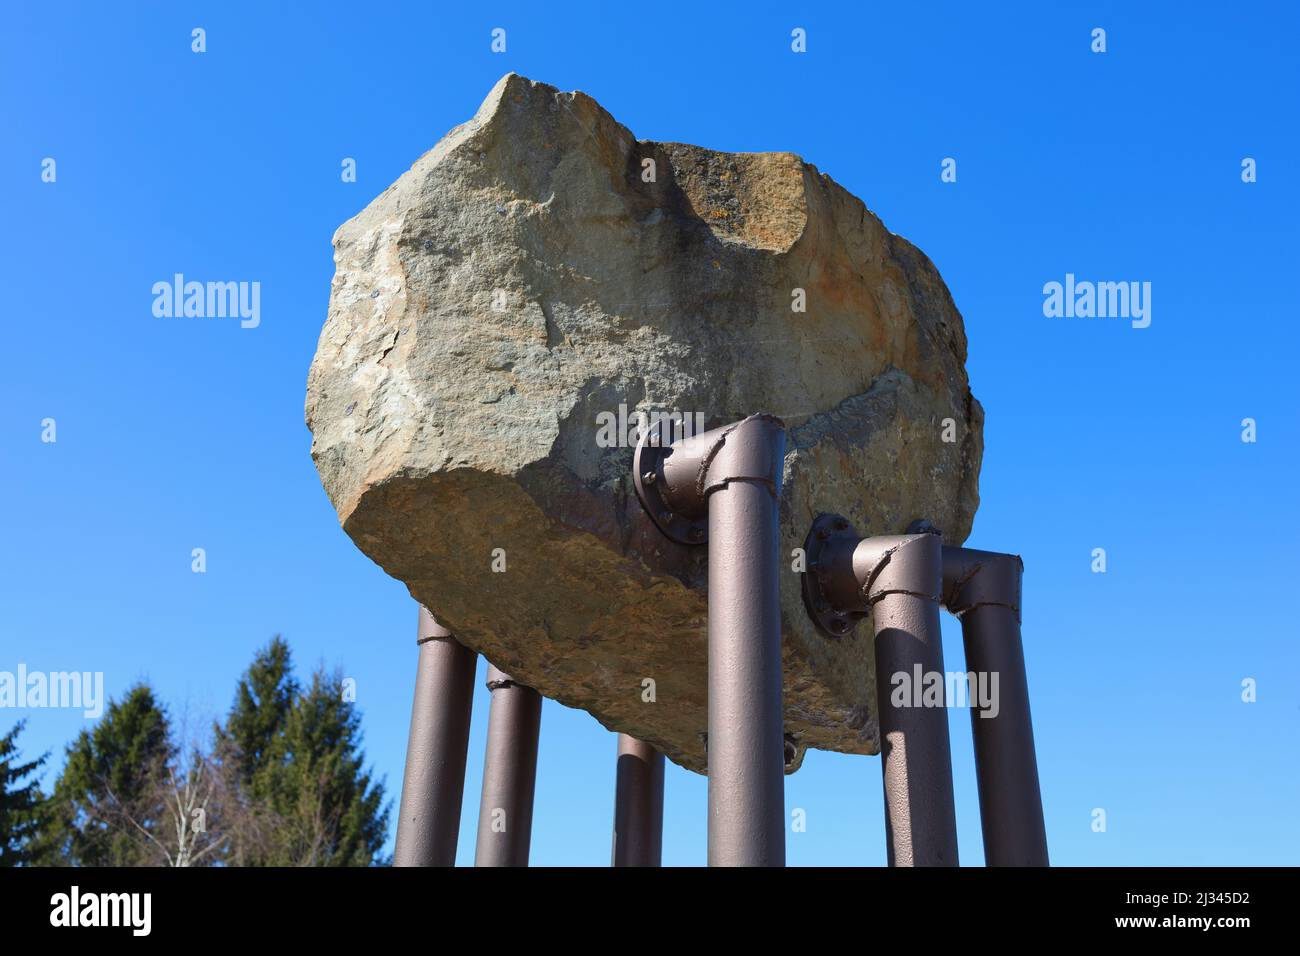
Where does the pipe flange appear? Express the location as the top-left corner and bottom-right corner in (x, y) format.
(801, 513), (868, 639)
(632, 419), (708, 545)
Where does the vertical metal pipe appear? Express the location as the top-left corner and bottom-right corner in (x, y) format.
(865, 533), (960, 866)
(962, 605), (1048, 865)
(611, 734), (665, 867)
(706, 418), (786, 867)
(393, 605), (477, 867)
(944, 548), (1048, 865)
(474, 664), (542, 867)
(632, 413), (787, 867)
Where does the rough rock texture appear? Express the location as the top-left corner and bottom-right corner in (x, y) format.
(306, 74), (982, 774)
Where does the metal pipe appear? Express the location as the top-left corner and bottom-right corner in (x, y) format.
(800, 516), (958, 866)
(611, 734), (665, 867)
(474, 664), (542, 867)
(393, 605), (477, 867)
(633, 413), (788, 867)
(861, 532), (960, 866)
(707, 457), (786, 866)
(942, 546), (1048, 866)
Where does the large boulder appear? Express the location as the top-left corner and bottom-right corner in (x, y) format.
(306, 73), (982, 773)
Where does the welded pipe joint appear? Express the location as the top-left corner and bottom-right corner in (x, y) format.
(852, 533), (944, 605)
(633, 412), (785, 544)
(416, 604), (454, 643)
(801, 515), (943, 638)
(804, 517), (1028, 636)
(485, 664), (523, 691)
(941, 546), (1023, 621)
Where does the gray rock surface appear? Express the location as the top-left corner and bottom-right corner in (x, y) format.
(306, 73), (983, 773)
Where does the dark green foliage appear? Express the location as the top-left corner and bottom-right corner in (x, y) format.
(20, 638), (387, 867)
(0, 721), (48, 866)
(213, 636), (298, 787)
(40, 685), (173, 866)
(215, 639), (389, 866)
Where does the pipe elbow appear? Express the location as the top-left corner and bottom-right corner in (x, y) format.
(633, 413), (785, 544)
(851, 533), (943, 604)
(941, 547), (1023, 619)
(663, 412), (786, 503)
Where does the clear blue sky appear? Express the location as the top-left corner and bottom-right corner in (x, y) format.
(2, 1), (1296, 866)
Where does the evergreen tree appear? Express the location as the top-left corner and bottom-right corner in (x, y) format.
(0, 721), (48, 866)
(257, 668), (389, 866)
(213, 636), (297, 785)
(40, 684), (173, 866)
(215, 640), (388, 866)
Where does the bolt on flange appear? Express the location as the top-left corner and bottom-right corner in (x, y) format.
(800, 513), (870, 639)
(632, 418), (709, 545)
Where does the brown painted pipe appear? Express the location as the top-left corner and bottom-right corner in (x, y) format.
(860, 532), (960, 866)
(611, 734), (665, 867)
(943, 546), (1048, 866)
(707, 464), (786, 866)
(633, 413), (788, 866)
(393, 606), (477, 867)
(474, 664), (542, 867)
